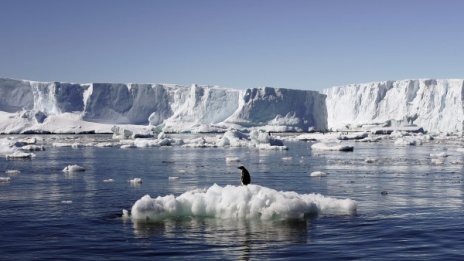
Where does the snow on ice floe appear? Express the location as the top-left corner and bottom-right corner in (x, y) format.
(130, 184), (356, 222)
(62, 164), (86, 172)
(311, 142), (354, 152)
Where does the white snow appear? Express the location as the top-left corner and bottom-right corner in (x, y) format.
(62, 164), (86, 172)
(130, 184), (357, 222)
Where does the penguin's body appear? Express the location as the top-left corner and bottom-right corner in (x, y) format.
(238, 166), (251, 185)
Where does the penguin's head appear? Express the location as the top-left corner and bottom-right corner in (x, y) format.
(238, 166), (245, 170)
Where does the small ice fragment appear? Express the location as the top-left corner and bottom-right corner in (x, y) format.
(103, 179), (114, 183)
(5, 170), (20, 175)
(120, 144), (136, 149)
(310, 171), (327, 177)
(61, 200), (73, 204)
(63, 164), (86, 172)
(6, 152), (35, 159)
(430, 152), (448, 158)
(365, 158), (377, 163)
(130, 178), (142, 184)
(282, 156), (293, 161)
(457, 148), (464, 153)
(311, 142), (354, 152)
(168, 176), (179, 180)
(122, 209), (130, 219)
(0, 177), (11, 182)
(225, 157), (240, 163)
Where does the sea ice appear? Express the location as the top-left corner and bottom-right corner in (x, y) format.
(130, 178), (143, 184)
(62, 164), (86, 172)
(5, 151), (35, 159)
(130, 184), (357, 222)
(311, 142), (354, 152)
(5, 170), (21, 175)
(310, 171), (327, 177)
(0, 177), (11, 182)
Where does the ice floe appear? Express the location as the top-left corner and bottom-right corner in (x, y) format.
(311, 142), (354, 152)
(130, 184), (357, 222)
(62, 164), (86, 172)
(310, 171), (328, 177)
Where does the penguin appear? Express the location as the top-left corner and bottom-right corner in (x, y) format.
(238, 166), (251, 185)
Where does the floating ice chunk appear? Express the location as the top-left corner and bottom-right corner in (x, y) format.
(133, 138), (159, 148)
(338, 132), (368, 140)
(168, 176), (179, 180)
(20, 145), (45, 151)
(120, 144), (136, 149)
(53, 142), (82, 148)
(456, 148), (464, 153)
(62, 164), (86, 172)
(431, 158), (445, 165)
(225, 157), (240, 163)
(130, 178), (142, 184)
(358, 136), (382, 142)
(95, 142), (114, 148)
(394, 137), (421, 146)
(282, 156), (293, 161)
(61, 200), (73, 204)
(310, 171), (327, 177)
(311, 142), (354, 152)
(6, 151), (35, 159)
(430, 152), (449, 158)
(130, 184), (357, 222)
(365, 158), (377, 163)
(103, 179), (114, 183)
(122, 209), (130, 219)
(0, 177), (11, 182)
(5, 170), (20, 175)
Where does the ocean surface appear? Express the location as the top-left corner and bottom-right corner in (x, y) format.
(1, 134), (463, 260)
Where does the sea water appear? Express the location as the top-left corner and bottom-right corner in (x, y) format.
(0, 135), (463, 260)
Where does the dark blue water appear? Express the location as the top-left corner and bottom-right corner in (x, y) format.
(1, 135), (463, 260)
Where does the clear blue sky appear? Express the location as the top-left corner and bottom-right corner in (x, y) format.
(1, 0), (464, 90)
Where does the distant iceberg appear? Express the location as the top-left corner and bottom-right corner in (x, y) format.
(324, 79), (464, 134)
(0, 78), (327, 134)
(1, 77), (463, 135)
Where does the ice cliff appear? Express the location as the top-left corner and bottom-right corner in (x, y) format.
(0, 78), (327, 134)
(1, 78), (462, 134)
(324, 79), (464, 134)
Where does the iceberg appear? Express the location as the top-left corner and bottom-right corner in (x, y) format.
(0, 78), (327, 134)
(1, 77), (463, 135)
(324, 79), (464, 134)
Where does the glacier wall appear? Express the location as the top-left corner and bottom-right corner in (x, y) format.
(0, 78), (327, 133)
(324, 79), (464, 133)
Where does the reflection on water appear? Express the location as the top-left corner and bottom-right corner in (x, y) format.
(132, 218), (309, 259)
